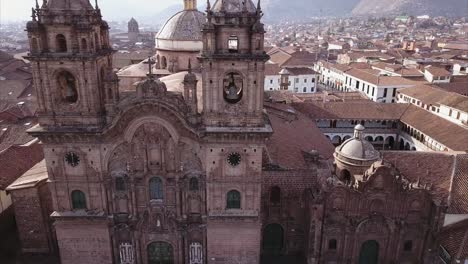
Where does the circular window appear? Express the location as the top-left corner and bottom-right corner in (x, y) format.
(65, 152), (80, 167)
(227, 152), (241, 167)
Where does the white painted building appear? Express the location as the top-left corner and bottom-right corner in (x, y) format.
(264, 63), (318, 93)
(424, 66), (451, 83)
(398, 84), (468, 127)
(343, 68), (421, 103)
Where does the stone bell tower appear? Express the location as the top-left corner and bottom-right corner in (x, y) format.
(200, 1), (270, 263)
(26, 0), (117, 129)
(26, 1), (118, 264)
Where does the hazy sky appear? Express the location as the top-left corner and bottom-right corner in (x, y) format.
(0, 0), (185, 22)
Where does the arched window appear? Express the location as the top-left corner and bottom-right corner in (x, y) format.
(81, 38), (88, 52)
(94, 33), (99, 51)
(71, 190), (87, 209)
(115, 177), (126, 191)
(189, 178), (199, 191)
(56, 34), (67, 52)
(328, 239), (337, 250)
(270, 186), (281, 204)
(340, 169), (351, 184)
(226, 190), (241, 209)
(31, 38), (39, 53)
(403, 240), (413, 252)
(228, 35), (239, 52)
(149, 177), (163, 200)
(57, 71), (78, 103)
(161, 56), (167, 69)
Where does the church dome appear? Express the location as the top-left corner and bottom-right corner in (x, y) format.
(336, 125), (380, 161)
(212, 0), (257, 13)
(156, 10), (206, 42)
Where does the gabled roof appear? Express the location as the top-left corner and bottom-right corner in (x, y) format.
(400, 105), (468, 151)
(382, 151), (457, 205)
(264, 102), (335, 170)
(293, 101), (410, 121)
(7, 160), (48, 191)
(399, 84), (468, 112)
(0, 142), (44, 190)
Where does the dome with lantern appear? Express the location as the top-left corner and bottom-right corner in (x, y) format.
(155, 0), (206, 52)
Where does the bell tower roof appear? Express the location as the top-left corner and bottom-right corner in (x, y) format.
(212, 0), (257, 13)
(46, 0), (94, 10)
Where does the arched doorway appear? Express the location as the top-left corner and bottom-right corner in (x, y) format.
(358, 240), (379, 264)
(262, 224), (284, 255)
(148, 241), (174, 264)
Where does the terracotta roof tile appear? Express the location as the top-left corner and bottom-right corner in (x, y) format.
(382, 151), (456, 204)
(292, 101), (409, 120)
(0, 142), (44, 190)
(448, 154), (468, 214)
(400, 105), (468, 151)
(438, 219), (468, 260)
(265, 103), (335, 169)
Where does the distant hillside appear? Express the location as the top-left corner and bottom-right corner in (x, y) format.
(352, 0), (468, 17)
(262, 0), (360, 21)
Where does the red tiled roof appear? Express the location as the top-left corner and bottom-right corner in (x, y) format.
(382, 151), (456, 204)
(0, 142), (44, 190)
(285, 67), (317, 75)
(265, 103), (335, 169)
(292, 101), (410, 120)
(0, 118), (38, 152)
(436, 81), (468, 96)
(264, 63), (281, 76)
(448, 154), (468, 214)
(281, 50), (317, 67)
(438, 219), (468, 260)
(425, 66), (451, 77)
(400, 105), (468, 151)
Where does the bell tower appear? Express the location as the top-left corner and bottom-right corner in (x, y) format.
(26, 0), (118, 129)
(200, 1), (271, 263)
(200, 0), (268, 127)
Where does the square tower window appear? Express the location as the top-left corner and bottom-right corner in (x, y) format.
(228, 36), (239, 53)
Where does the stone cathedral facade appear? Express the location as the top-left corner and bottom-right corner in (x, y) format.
(26, 0), (269, 263)
(22, 0), (465, 264)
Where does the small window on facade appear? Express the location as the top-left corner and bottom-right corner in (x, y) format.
(116, 177), (126, 191)
(304, 79), (307, 83)
(94, 33), (99, 50)
(270, 79), (273, 84)
(71, 190), (86, 209)
(228, 36), (239, 52)
(312, 78), (315, 83)
(189, 178), (199, 191)
(270, 186), (281, 204)
(81, 38), (88, 52)
(328, 239), (337, 250)
(303, 87), (307, 93)
(149, 177), (163, 200)
(226, 190), (241, 209)
(404, 240), (413, 252)
(31, 38), (39, 53)
(56, 34), (67, 52)
(383, 88), (388, 97)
